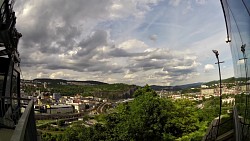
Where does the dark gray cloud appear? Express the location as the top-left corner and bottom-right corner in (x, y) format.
(15, 0), (113, 55)
(127, 59), (163, 71)
(75, 30), (109, 57)
(108, 48), (132, 57)
(14, 0), (200, 85)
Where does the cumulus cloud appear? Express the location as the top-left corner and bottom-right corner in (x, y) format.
(204, 64), (215, 72)
(109, 0), (161, 18)
(118, 39), (148, 51)
(106, 78), (117, 83)
(49, 71), (72, 79)
(14, 0), (203, 85)
(124, 73), (138, 79)
(36, 72), (47, 78)
(15, 0), (160, 68)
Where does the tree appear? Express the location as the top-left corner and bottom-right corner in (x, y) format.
(64, 126), (82, 141)
(57, 120), (64, 127)
(167, 99), (199, 137)
(89, 86), (174, 140)
(51, 85), (214, 141)
(133, 84), (157, 97)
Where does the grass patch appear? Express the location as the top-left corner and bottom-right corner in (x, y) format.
(36, 120), (56, 125)
(38, 129), (64, 135)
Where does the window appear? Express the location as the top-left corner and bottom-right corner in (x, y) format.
(0, 73), (4, 96)
(11, 74), (17, 98)
(11, 71), (19, 106)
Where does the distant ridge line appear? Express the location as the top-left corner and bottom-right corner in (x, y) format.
(27, 78), (108, 85)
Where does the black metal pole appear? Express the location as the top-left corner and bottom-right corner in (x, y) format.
(243, 52), (248, 122)
(217, 57), (223, 138)
(240, 45), (248, 117)
(240, 44), (248, 138)
(213, 50), (223, 138)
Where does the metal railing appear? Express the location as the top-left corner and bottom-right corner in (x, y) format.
(0, 96), (37, 140)
(233, 106), (242, 141)
(202, 118), (218, 141)
(202, 116), (233, 141)
(10, 100), (37, 141)
(0, 96), (29, 128)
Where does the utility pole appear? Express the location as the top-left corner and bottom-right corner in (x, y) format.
(212, 50), (224, 138)
(239, 44), (248, 138)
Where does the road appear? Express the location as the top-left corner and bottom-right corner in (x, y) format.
(96, 102), (110, 114)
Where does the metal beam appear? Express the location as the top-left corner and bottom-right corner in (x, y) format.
(0, 49), (7, 56)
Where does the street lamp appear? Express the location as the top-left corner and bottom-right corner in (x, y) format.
(239, 44), (249, 132)
(225, 36), (231, 43)
(239, 44), (248, 92)
(212, 50), (224, 138)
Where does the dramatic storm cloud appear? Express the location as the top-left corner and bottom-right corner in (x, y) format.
(14, 0), (233, 85)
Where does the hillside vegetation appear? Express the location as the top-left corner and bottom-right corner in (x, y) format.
(24, 82), (137, 100)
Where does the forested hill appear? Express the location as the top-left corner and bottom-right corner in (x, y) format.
(33, 78), (107, 85)
(23, 79), (136, 100)
(204, 77), (237, 85)
(150, 77), (237, 91)
(67, 80), (107, 85)
(150, 82), (203, 91)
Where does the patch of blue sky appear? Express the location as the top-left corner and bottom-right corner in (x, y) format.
(96, 16), (143, 42)
(132, 0), (226, 49)
(95, 0), (234, 82)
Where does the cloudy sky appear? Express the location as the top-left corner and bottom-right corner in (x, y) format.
(14, 0), (234, 86)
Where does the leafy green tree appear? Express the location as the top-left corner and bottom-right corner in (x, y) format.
(167, 99), (199, 137)
(101, 86), (202, 140)
(43, 85), (217, 141)
(63, 126), (82, 141)
(133, 84), (157, 97)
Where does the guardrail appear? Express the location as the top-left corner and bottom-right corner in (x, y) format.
(202, 118), (218, 141)
(0, 96), (30, 128)
(202, 115), (233, 141)
(10, 100), (37, 141)
(0, 96), (37, 141)
(233, 106), (242, 141)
